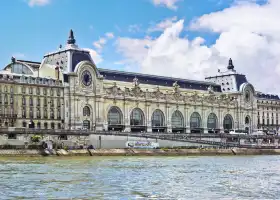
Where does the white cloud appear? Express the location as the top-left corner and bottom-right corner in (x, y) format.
(116, 0), (280, 94)
(27, 0), (50, 7)
(128, 24), (142, 33)
(12, 53), (26, 59)
(148, 16), (178, 32)
(83, 48), (103, 64)
(152, 0), (181, 10)
(93, 37), (107, 50)
(105, 32), (115, 39)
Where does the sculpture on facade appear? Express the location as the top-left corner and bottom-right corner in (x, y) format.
(207, 85), (214, 94)
(133, 77), (139, 87)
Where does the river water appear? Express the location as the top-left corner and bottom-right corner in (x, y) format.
(0, 156), (280, 200)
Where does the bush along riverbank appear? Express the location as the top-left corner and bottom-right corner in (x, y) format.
(1, 148), (280, 156)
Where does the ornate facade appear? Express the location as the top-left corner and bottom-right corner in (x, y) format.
(0, 30), (279, 134)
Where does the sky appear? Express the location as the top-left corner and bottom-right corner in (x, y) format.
(0, 0), (279, 94)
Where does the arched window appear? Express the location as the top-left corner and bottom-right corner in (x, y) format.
(171, 110), (184, 128)
(130, 108), (144, 126)
(108, 107), (122, 125)
(245, 116), (250, 124)
(11, 63), (33, 75)
(22, 121), (26, 128)
(190, 112), (201, 128)
(83, 120), (90, 130)
(83, 106), (90, 116)
(207, 113), (218, 129)
(223, 114), (233, 130)
(151, 109), (165, 127)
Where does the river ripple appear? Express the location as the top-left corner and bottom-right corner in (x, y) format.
(0, 156), (280, 200)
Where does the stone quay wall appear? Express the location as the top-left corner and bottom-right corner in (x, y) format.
(1, 148), (280, 157)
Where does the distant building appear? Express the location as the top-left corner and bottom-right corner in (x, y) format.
(0, 30), (278, 133)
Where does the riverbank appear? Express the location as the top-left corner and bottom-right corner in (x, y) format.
(1, 148), (280, 156)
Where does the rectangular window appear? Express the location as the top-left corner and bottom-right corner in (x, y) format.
(57, 89), (60, 96)
(36, 87), (40, 95)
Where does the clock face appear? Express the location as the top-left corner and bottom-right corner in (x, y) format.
(82, 70), (92, 86)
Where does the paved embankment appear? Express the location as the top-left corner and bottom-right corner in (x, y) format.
(1, 148), (280, 156)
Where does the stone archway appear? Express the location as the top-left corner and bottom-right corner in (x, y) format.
(130, 108), (146, 132)
(171, 110), (184, 133)
(245, 115), (251, 134)
(190, 112), (202, 133)
(107, 106), (124, 131)
(207, 113), (218, 133)
(151, 109), (165, 132)
(223, 114), (233, 132)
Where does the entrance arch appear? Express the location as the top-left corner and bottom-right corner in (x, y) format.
(190, 112), (202, 133)
(171, 110), (184, 133)
(107, 106), (124, 131)
(245, 115), (251, 133)
(130, 108), (146, 132)
(207, 113), (218, 133)
(151, 109), (165, 132)
(223, 114), (233, 132)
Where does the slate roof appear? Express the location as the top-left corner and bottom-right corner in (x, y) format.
(98, 68), (222, 92)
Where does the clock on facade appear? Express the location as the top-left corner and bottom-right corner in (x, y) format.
(82, 70), (92, 86)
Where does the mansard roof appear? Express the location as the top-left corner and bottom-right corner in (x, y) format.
(98, 68), (222, 92)
(256, 92), (279, 100)
(3, 58), (222, 92)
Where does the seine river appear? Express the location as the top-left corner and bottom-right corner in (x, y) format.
(1, 156), (280, 200)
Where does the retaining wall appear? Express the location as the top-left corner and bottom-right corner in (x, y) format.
(1, 148), (280, 156)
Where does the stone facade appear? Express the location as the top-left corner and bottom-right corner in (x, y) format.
(0, 30), (279, 135)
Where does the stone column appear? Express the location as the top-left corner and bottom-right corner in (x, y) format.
(124, 100), (131, 132)
(185, 106), (190, 133)
(202, 107), (208, 134)
(219, 107), (224, 133)
(146, 102), (152, 133)
(166, 104), (172, 133)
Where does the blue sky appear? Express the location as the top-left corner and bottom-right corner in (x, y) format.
(0, 0), (235, 68)
(1, 0), (278, 94)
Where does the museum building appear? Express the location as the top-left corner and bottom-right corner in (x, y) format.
(0, 30), (279, 134)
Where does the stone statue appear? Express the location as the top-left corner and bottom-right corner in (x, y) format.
(133, 77), (139, 87)
(207, 85), (214, 94)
